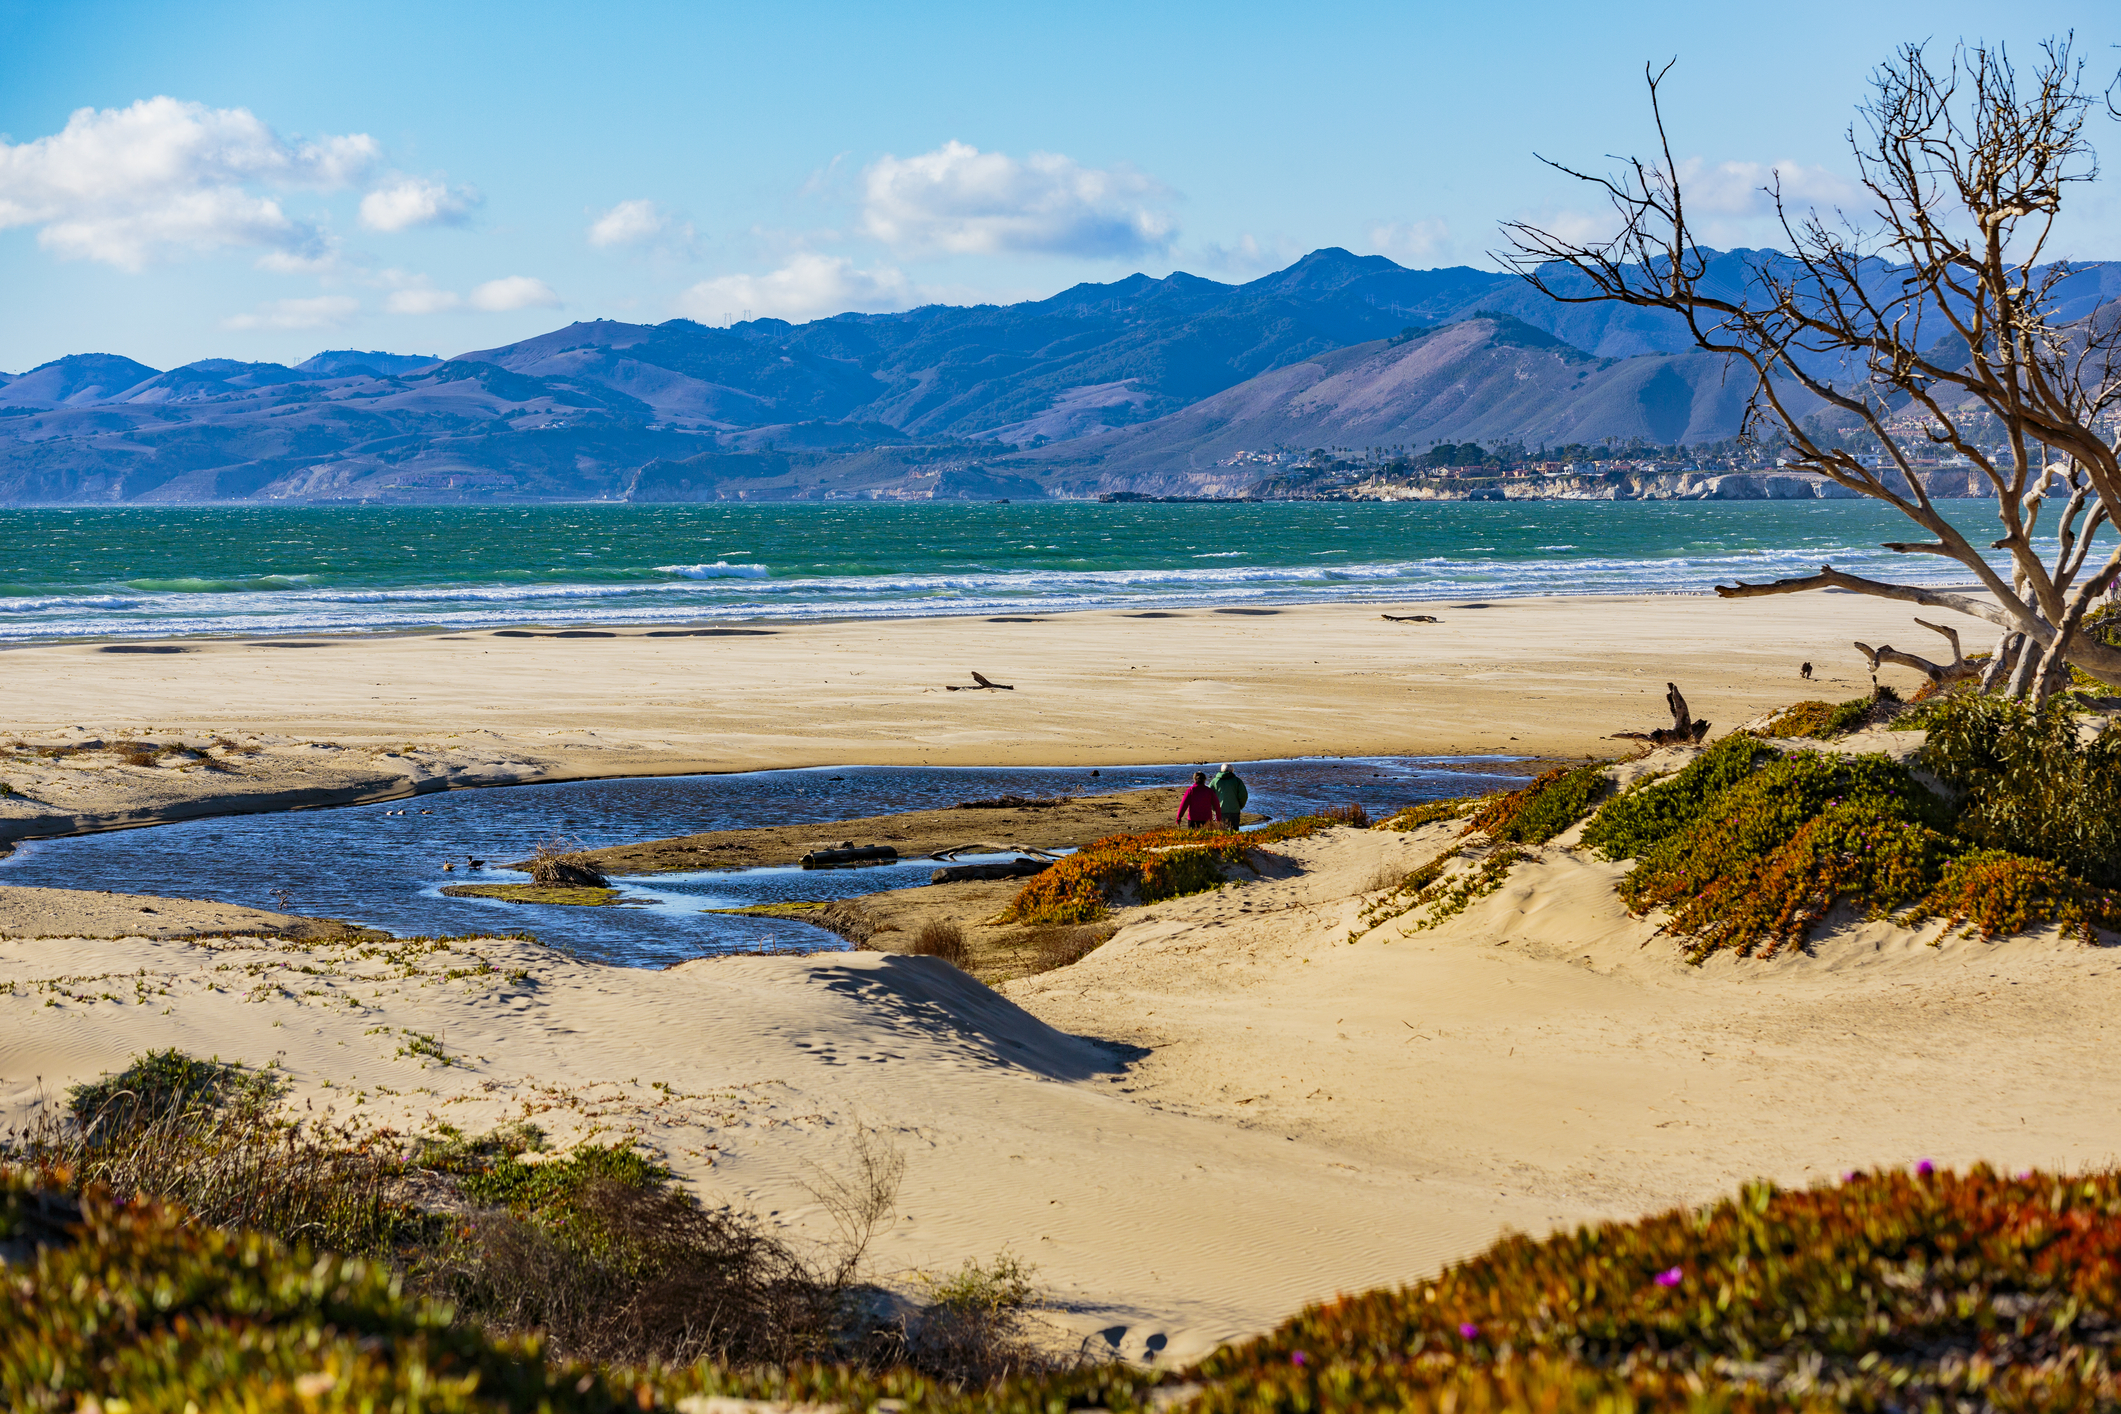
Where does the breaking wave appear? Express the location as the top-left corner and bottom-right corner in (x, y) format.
(0, 499), (2021, 641)
(654, 561), (770, 579)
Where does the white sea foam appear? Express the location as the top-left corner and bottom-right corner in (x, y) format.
(0, 531), (2009, 641)
(0, 595), (144, 613)
(654, 562), (771, 579)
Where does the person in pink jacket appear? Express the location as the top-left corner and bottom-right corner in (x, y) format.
(1176, 771), (1222, 828)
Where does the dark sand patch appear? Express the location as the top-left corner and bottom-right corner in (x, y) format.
(571, 787), (1208, 874)
(440, 882), (621, 907)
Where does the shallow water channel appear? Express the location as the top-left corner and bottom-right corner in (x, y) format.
(0, 756), (1527, 968)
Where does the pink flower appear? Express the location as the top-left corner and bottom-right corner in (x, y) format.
(1655, 1266), (1683, 1288)
(1458, 1322), (1481, 1339)
(1290, 1351), (1308, 1367)
(1917, 1159), (1935, 1177)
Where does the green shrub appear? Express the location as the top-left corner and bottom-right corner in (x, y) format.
(1463, 761), (1609, 844)
(1376, 797), (1483, 831)
(21, 1159), (2121, 1410)
(1762, 694), (1880, 738)
(452, 1141), (668, 1221)
(0, 1173), (609, 1414)
(920, 1254), (1038, 1320)
(1920, 692), (2121, 887)
(1615, 751), (1957, 959)
(1579, 733), (1777, 860)
(1637, 800), (1953, 960)
(1604, 741), (2121, 958)
(1200, 1165), (2121, 1411)
(1001, 826), (1305, 925)
(1910, 848), (2121, 942)
(16, 1055), (417, 1265)
(66, 1048), (275, 1133)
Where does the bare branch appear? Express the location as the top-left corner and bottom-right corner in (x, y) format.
(1500, 36), (2121, 694)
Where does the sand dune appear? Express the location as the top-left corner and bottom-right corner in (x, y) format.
(8, 804), (2119, 1364)
(1008, 821), (2121, 1222)
(0, 911), (1572, 1364)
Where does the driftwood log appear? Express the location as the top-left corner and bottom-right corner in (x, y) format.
(930, 858), (1051, 884)
(1381, 613), (1441, 623)
(931, 843), (1063, 862)
(799, 845), (899, 869)
(946, 672), (1016, 691)
(1612, 682), (1711, 746)
(1853, 618), (1981, 688)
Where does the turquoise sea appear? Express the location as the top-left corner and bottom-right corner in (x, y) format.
(0, 500), (2027, 641)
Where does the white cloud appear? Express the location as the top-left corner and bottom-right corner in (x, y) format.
(358, 175), (479, 232)
(1517, 206), (1627, 248)
(860, 140), (1174, 258)
(586, 198), (699, 258)
(1367, 220), (1452, 266)
(385, 287), (462, 315)
(585, 198), (667, 246)
(1672, 158), (1854, 217)
(255, 246), (345, 275)
(0, 96), (377, 270)
(677, 253), (917, 323)
(468, 275), (560, 312)
(377, 273), (559, 315)
(221, 294), (361, 331)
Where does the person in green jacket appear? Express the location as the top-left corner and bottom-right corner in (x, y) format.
(1208, 764), (1248, 830)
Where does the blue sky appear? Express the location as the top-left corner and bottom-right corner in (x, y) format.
(1, 0), (2114, 372)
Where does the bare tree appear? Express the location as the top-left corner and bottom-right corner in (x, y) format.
(1499, 38), (2121, 701)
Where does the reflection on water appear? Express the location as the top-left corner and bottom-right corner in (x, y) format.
(0, 756), (1526, 968)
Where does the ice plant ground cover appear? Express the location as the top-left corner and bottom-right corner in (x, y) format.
(13, 1163), (2121, 1409)
(1193, 1165), (2121, 1411)
(1408, 697), (2121, 961)
(998, 817), (1336, 926)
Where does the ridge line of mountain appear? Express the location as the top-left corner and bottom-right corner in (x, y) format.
(3, 246), (2115, 504)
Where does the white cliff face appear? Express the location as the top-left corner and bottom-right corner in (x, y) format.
(1322, 468), (1988, 503)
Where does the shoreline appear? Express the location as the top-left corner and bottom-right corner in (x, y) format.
(0, 582), (1992, 652)
(0, 585), (1732, 650)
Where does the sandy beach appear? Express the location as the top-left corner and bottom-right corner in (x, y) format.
(2, 592), (1977, 848)
(11, 589), (2113, 1367)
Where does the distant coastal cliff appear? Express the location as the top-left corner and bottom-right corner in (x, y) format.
(1319, 467), (1989, 502)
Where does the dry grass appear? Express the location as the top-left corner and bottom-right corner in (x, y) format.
(1015, 922), (1118, 974)
(528, 837), (611, 888)
(1319, 802), (1371, 828)
(1364, 861), (1410, 893)
(7, 1050), (1059, 1384)
(5, 1053), (412, 1258)
(911, 919), (971, 968)
(427, 1171), (852, 1367)
(897, 1254), (1048, 1386)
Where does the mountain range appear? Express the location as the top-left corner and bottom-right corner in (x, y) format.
(4, 248), (2115, 504)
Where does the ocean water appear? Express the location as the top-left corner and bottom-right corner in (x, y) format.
(0, 499), (2028, 640)
(0, 756), (1524, 966)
